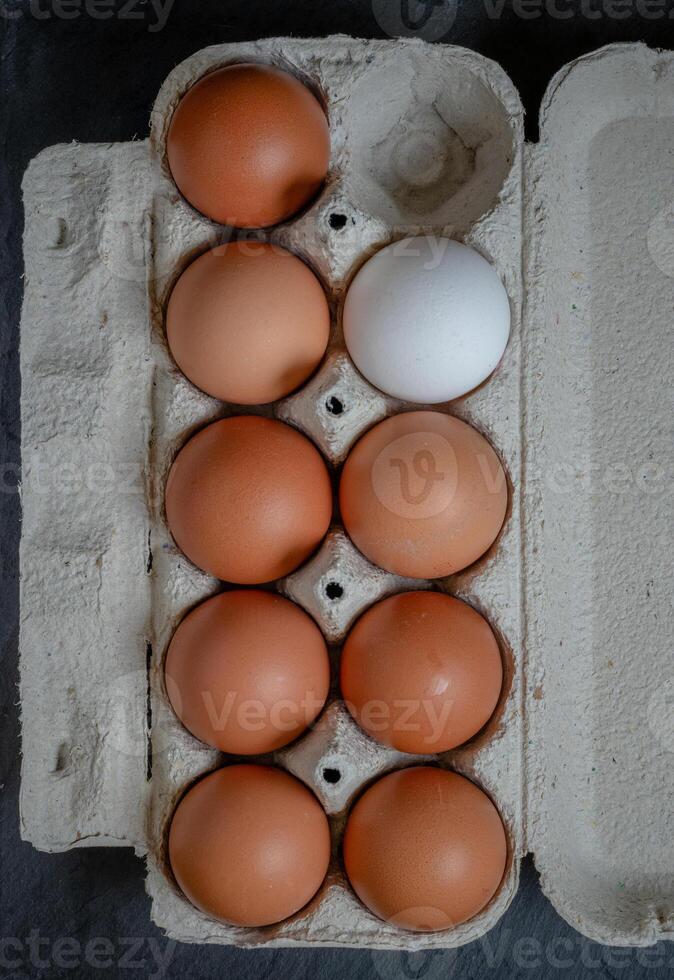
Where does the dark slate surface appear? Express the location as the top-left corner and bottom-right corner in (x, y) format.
(1, 2), (673, 977)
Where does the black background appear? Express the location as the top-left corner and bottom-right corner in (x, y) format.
(2, 2), (674, 977)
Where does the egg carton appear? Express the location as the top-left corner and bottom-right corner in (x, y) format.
(19, 38), (674, 951)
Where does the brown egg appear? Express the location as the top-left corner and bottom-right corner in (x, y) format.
(343, 767), (507, 931)
(166, 63), (330, 227)
(341, 591), (502, 753)
(166, 243), (330, 405)
(165, 590), (329, 754)
(165, 416), (332, 584)
(339, 411), (508, 579)
(169, 765), (331, 926)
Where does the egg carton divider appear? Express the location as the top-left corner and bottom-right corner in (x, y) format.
(143, 36), (525, 950)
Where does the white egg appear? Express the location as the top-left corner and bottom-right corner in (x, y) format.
(343, 237), (510, 403)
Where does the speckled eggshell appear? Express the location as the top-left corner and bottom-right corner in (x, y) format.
(165, 590), (330, 754)
(166, 242), (330, 405)
(169, 765), (331, 927)
(343, 767), (507, 931)
(165, 416), (332, 584)
(166, 63), (330, 227)
(339, 411), (508, 579)
(340, 591), (503, 753)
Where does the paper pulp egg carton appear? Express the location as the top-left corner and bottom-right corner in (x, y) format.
(19, 37), (674, 950)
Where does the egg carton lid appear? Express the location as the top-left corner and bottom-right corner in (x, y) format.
(18, 39), (674, 948)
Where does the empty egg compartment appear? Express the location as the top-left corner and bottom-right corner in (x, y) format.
(144, 36), (525, 948)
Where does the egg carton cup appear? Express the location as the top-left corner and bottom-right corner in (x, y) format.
(19, 38), (674, 950)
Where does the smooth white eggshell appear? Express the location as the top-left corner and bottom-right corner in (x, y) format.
(343, 237), (511, 403)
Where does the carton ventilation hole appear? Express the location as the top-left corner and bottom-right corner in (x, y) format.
(325, 581), (344, 601)
(328, 212), (348, 230)
(325, 395), (344, 416)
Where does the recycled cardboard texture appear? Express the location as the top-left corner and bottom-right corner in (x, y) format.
(523, 44), (674, 946)
(19, 37), (673, 949)
(20, 143), (153, 852)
